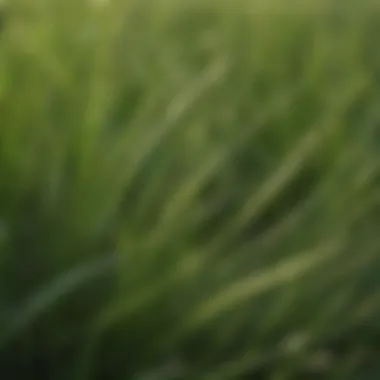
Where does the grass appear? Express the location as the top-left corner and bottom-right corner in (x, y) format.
(1, 0), (380, 379)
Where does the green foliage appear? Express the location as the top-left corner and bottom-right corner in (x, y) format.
(1, 0), (380, 378)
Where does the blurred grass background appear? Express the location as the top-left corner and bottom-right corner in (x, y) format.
(1, 0), (380, 379)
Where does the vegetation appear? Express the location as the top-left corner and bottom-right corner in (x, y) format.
(1, 0), (380, 378)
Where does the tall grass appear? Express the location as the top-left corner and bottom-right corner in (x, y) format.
(1, 0), (380, 379)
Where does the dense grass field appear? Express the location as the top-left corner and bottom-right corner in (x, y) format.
(1, 0), (380, 378)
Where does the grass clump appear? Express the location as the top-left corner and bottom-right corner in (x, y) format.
(1, 0), (380, 379)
